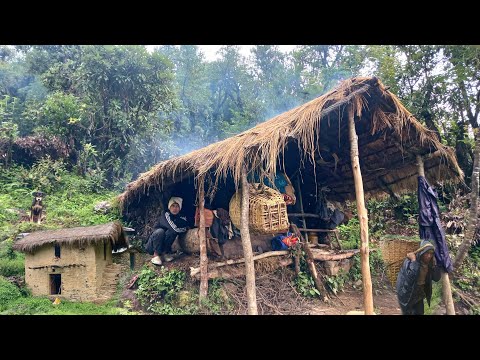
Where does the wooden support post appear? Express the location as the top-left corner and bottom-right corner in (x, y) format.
(348, 104), (374, 315)
(417, 155), (455, 315)
(295, 176), (308, 242)
(240, 165), (258, 315)
(198, 175), (208, 300)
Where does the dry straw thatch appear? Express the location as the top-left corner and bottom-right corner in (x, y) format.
(13, 221), (127, 253)
(118, 76), (463, 210)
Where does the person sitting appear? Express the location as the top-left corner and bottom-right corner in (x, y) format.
(145, 197), (188, 266)
(396, 239), (442, 315)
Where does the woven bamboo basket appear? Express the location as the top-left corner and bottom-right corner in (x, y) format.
(229, 183), (289, 234)
(379, 237), (420, 286)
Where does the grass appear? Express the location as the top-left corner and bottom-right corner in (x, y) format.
(1, 296), (133, 315)
(425, 281), (443, 315)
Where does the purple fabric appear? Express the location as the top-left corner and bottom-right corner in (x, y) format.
(417, 176), (453, 273)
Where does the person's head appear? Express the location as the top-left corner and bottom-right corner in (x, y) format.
(417, 240), (435, 264)
(420, 249), (434, 264)
(168, 197), (183, 215)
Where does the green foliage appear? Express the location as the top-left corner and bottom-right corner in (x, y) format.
(424, 281), (443, 315)
(338, 217), (360, 249)
(135, 266), (187, 313)
(200, 279), (234, 314)
(0, 276), (22, 311)
(1, 296), (129, 315)
(0, 239), (25, 277)
(453, 247), (480, 293)
(295, 271), (321, 298)
(392, 194), (419, 221)
(0, 257), (24, 277)
(348, 255), (363, 282)
(324, 269), (349, 295)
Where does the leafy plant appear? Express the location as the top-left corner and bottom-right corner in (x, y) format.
(0, 276), (22, 311)
(135, 266), (187, 313)
(324, 269), (349, 295)
(295, 271), (320, 298)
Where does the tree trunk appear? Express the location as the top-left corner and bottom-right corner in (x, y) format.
(348, 104), (374, 315)
(240, 165), (258, 315)
(454, 128), (480, 271)
(417, 155), (455, 315)
(442, 272), (456, 315)
(198, 175), (208, 300)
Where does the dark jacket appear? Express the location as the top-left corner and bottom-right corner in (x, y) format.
(396, 247), (442, 312)
(418, 176), (453, 273)
(154, 211), (187, 234)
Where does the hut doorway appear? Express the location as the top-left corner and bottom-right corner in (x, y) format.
(50, 274), (61, 295)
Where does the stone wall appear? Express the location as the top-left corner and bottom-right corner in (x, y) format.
(112, 250), (151, 272)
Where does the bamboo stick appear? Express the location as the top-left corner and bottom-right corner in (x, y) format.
(348, 103), (374, 315)
(240, 165), (258, 315)
(198, 175), (208, 300)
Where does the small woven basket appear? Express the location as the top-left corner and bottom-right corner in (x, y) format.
(229, 183), (289, 234)
(379, 237), (420, 286)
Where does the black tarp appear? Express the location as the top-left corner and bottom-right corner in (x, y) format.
(417, 176), (453, 273)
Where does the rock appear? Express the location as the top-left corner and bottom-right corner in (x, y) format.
(94, 201), (111, 214)
(355, 279), (363, 287)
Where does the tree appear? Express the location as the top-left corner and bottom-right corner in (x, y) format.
(23, 45), (176, 183)
(443, 45), (480, 271)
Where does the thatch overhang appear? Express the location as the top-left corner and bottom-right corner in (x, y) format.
(13, 221), (127, 253)
(118, 76), (463, 211)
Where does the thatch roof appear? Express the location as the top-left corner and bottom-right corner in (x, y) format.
(118, 76), (463, 209)
(13, 221), (127, 253)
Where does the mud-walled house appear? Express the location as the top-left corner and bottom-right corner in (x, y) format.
(13, 221), (127, 302)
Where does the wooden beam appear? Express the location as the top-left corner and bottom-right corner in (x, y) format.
(296, 228), (337, 232)
(240, 165), (258, 315)
(348, 103), (374, 315)
(190, 250), (290, 277)
(288, 213), (321, 218)
(198, 175), (208, 300)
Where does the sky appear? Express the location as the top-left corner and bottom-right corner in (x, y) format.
(146, 45), (296, 61)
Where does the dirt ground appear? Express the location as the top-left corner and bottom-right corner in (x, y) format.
(306, 274), (402, 315)
(130, 253), (452, 315)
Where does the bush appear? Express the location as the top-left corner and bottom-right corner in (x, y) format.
(0, 257), (24, 277)
(0, 276), (22, 311)
(135, 266), (186, 313)
(338, 217), (360, 249)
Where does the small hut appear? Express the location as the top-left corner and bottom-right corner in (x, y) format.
(13, 221), (127, 302)
(119, 77), (463, 239)
(118, 76), (463, 313)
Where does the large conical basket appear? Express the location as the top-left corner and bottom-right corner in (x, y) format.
(379, 237), (420, 286)
(229, 183), (289, 234)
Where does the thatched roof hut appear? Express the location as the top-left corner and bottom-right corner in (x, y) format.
(13, 221), (127, 253)
(118, 77), (463, 237)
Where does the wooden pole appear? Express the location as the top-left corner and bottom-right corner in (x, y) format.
(295, 176), (308, 242)
(348, 104), (374, 315)
(198, 175), (208, 300)
(240, 165), (258, 315)
(416, 155), (455, 315)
